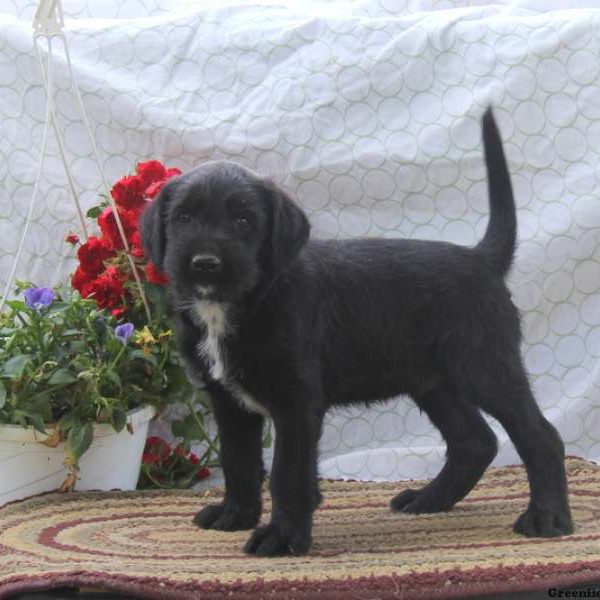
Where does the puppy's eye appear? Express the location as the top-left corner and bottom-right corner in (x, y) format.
(178, 211), (190, 223)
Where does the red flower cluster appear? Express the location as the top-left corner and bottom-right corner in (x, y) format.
(70, 161), (181, 315)
(140, 436), (210, 488)
(143, 436), (172, 464)
(65, 232), (79, 245)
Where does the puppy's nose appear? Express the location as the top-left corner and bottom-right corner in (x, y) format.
(191, 254), (222, 273)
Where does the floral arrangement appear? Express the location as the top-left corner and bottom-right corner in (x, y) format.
(0, 161), (219, 490)
(69, 160), (177, 316)
(137, 436), (211, 489)
(0, 283), (185, 489)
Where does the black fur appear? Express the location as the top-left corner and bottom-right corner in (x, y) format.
(140, 109), (573, 557)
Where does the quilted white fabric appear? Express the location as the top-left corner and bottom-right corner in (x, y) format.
(1, 0), (599, 481)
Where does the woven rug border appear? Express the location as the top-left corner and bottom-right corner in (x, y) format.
(1, 561), (599, 600)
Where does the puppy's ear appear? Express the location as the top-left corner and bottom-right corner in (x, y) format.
(140, 183), (172, 268)
(264, 181), (310, 277)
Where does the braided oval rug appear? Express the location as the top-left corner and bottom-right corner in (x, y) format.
(1, 457), (598, 600)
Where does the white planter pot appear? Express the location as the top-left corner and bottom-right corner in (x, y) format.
(0, 405), (155, 507)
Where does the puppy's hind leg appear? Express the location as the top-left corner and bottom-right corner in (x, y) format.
(391, 383), (497, 514)
(466, 360), (573, 537)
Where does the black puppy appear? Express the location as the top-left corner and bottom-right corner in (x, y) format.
(140, 109), (573, 557)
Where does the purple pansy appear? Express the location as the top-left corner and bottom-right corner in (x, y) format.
(114, 322), (134, 345)
(24, 287), (55, 311)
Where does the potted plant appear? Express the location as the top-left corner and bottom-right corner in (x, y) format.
(0, 161), (219, 505)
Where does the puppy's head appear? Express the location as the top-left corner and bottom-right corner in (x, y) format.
(140, 161), (310, 304)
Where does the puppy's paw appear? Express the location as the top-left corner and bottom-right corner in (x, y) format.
(390, 488), (453, 514)
(244, 522), (311, 557)
(513, 505), (574, 538)
(193, 502), (260, 531)
(390, 488), (420, 511)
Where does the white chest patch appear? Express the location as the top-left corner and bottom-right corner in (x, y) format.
(192, 301), (269, 417)
(194, 301), (228, 381)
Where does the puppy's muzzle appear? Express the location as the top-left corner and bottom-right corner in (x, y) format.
(191, 254), (222, 274)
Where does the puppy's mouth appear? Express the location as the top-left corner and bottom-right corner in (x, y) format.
(194, 285), (215, 301)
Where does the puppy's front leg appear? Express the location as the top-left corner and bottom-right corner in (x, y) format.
(193, 385), (264, 531)
(244, 398), (322, 557)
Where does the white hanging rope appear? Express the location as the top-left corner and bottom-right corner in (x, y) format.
(1, 0), (152, 323)
(61, 39), (152, 322)
(35, 34), (89, 241)
(0, 38), (54, 312)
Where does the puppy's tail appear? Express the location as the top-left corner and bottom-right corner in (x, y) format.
(475, 108), (517, 278)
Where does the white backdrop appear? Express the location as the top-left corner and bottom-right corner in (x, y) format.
(1, 0), (599, 481)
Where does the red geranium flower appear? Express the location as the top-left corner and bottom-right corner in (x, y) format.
(144, 167), (182, 199)
(189, 452), (199, 465)
(110, 175), (147, 211)
(98, 206), (140, 251)
(136, 160), (167, 186)
(145, 180), (166, 199)
(69, 162), (184, 329)
(145, 262), (169, 286)
(142, 453), (160, 465)
(145, 437), (171, 462)
(65, 232), (79, 245)
(77, 236), (114, 277)
(130, 230), (145, 259)
(165, 167), (182, 179)
(85, 265), (126, 310)
(72, 265), (94, 297)
(197, 467), (210, 481)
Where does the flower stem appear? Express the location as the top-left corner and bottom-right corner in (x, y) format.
(30, 312), (46, 354)
(108, 345), (126, 372)
(185, 391), (220, 459)
(143, 470), (171, 489)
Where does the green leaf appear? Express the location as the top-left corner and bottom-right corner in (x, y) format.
(105, 369), (121, 388)
(11, 412), (28, 427)
(0, 381), (6, 409)
(112, 409), (127, 432)
(28, 413), (47, 434)
(13, 410), (47, 434)
(5, 300), (27, 312)
(67, 422), (93, 461)
(70, 341), (88, 354)
(45, 302), (69, 314)
(86, 206), (103, 219)
(61, 329), (85, 337)
(164, 364), (190, 395)
(29, 392), (53, 421)
(130, 350), (158, 366)
(171, 412), (205, 443)
(144, 284), (168, 318)
(195, 389), (212, 407)
(170, 418), (188, 439)
(59, 414), (80, 434)
(47, 368), (78, 386)
(1, 355), (32, 380)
